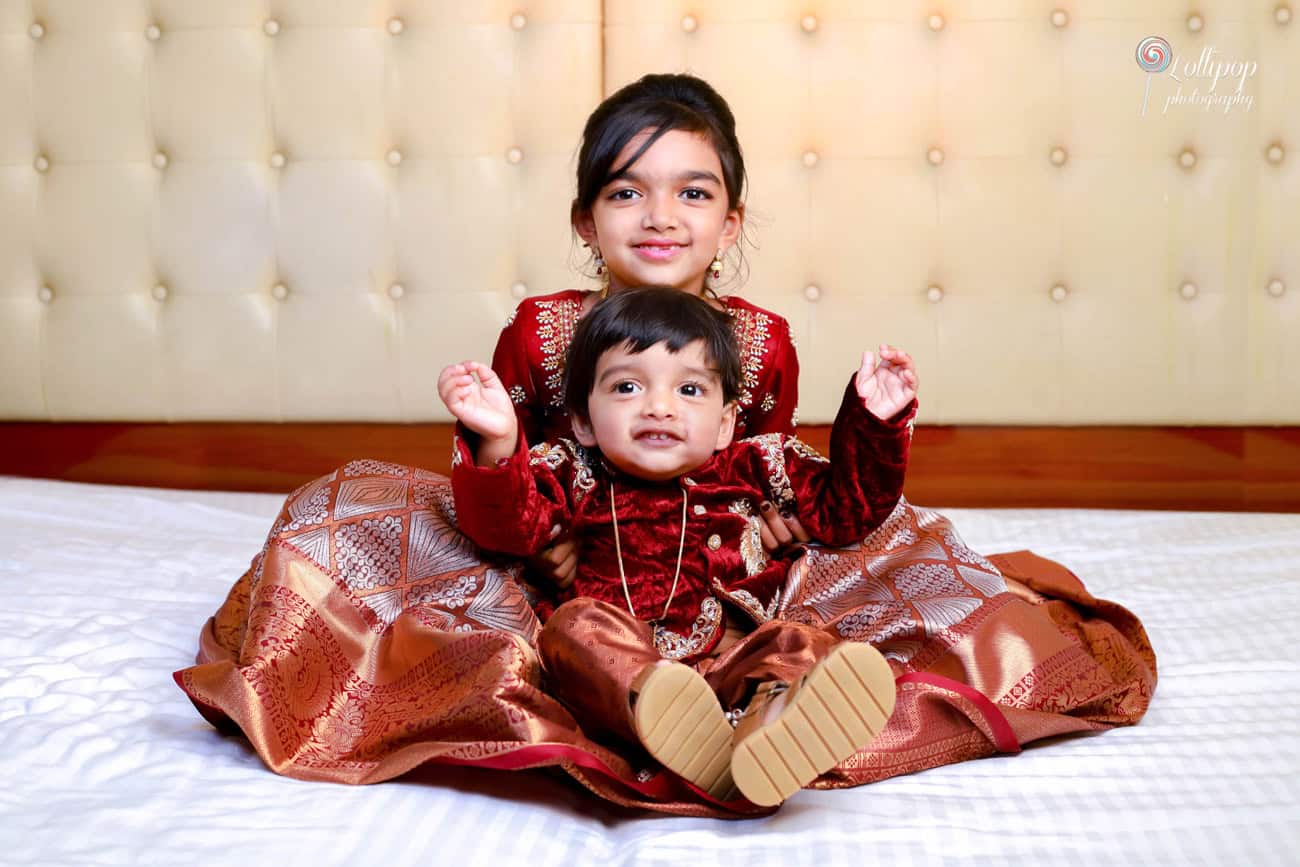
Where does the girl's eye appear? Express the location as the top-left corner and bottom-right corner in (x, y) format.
(681, 188), (711, 201)
(613, 381), (639, 394)
(608, 188), (640, 201)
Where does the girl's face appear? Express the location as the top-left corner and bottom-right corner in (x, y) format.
(575, 128), (743, 296)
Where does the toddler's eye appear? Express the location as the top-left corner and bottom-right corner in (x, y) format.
(613, 381), (639, 394)
(679, 382), (703, 397)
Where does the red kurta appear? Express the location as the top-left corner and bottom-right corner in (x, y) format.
(491, 290), (799, 443)
(452, 382), (915, 660)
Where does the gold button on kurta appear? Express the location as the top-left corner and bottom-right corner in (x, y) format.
(707, 534), (722, 550)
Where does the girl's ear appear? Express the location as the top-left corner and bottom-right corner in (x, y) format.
(573, 207), (598, 248)
(714, 402), (738, 451)
(571, 412), (599, 447)
(719, 202), (744, 252)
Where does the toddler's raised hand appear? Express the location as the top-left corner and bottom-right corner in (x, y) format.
(438, 361), (518, 446)
(854, 345), (919, 421)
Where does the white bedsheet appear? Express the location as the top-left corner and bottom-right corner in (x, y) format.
(1, 476), (1297, 866)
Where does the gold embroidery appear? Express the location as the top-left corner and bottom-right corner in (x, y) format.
(788, 438), (828, 464)
(534, 297), (583, 409)
(714, 581), (774, 626)
(561, 439), (598, 503)
(752, 433), (796, 510)
(529, 441), (567, 470)
(653, 596), (723, 659)
(725, 305), (773, 421)
(761, 393), (776, 413)
(508, 385), (527, 406)
(727, 499), (768, 577)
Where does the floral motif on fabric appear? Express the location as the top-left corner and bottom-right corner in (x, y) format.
(534, 297), (582, 408)
(529, 441), (567, 470)
(508, 385), (527, 406)
(334, 515), (403, 591)
(717, 584), (775, 625)
(528, 439), (597, 503)
(564, 440), (598, 502)
(727, 500), (768, 577)
(412, 479), (455, 515)
(285, 480), (330, 532)
(895, 563), (968, 598)
(653, 596), (722, 659)
(788, 439), (828, 464)
(406, 574), (478, 609)
(752, 433), (796, 510)
(761, 393), (776, 413)
(342, 459), (409, 478)
(862, 500), (914, 550)
(726, 307), (772, 410)
(940, 526), (1002, 574)
(834, 602), (919, 649)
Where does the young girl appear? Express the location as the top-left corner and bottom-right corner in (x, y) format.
(443, 286), (914, 806)
(177, 74), (1155, 818)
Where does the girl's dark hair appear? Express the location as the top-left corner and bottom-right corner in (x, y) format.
(563, 287), (743, 421)
(571, 74), (749, 286)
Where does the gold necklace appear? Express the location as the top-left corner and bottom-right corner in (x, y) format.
(609, 482), (688, 622)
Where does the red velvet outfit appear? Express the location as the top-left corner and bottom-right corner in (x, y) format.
(451, 381), (914, 747)
(452, 381), (913, 659)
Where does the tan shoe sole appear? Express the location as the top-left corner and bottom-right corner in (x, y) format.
(732, 642), (896, 807)
(631, 662), (736, 800)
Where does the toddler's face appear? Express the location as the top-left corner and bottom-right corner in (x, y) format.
(572, 339), (736, 481)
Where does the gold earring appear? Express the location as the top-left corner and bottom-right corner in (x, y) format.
(709, 250), (724, 282)
(594, 250), (610, 299)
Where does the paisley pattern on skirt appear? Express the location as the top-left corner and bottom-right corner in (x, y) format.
(176, 462), (1155, 817)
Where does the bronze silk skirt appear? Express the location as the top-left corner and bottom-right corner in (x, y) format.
(175, 459), (1156, 818)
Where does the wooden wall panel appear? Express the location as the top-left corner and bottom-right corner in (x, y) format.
(2, 423), (1296, 511)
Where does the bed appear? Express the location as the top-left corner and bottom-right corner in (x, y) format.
(2, 475), (1295, 866)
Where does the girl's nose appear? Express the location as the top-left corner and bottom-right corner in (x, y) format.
(642, 193), (678, 230)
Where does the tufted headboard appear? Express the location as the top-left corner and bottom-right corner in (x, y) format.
(1, 2), (1296, 428)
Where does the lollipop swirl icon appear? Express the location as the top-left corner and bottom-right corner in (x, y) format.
(1136, 36), (1172, 116)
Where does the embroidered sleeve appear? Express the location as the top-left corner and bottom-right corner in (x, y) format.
(731, 307), (798, 438)
(772, 380), (916, 546)
(450, 425), (575, 557)
(491, 301), (546, 445)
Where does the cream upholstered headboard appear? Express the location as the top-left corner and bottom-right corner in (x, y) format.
(1, 2), (1295, 425)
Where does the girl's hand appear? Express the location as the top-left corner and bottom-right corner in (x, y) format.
(438, 361), (519, 463)
(529, 539), (578, 590)
(854, 345), (919, 421)
(757, 501), (810, 552)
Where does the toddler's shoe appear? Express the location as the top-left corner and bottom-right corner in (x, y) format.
(730, 641), (896, 806)
(630, 660), (737, 800)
